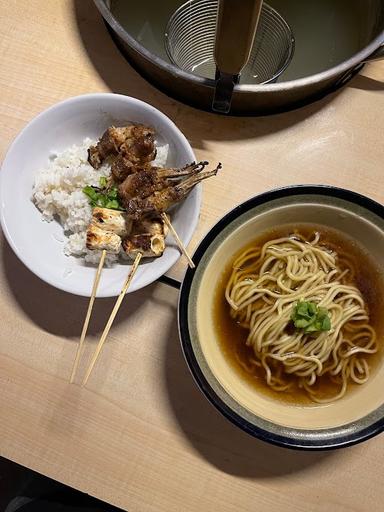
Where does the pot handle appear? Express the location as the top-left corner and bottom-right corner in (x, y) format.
(334, 43), (384, 89)
(363, 43), (384, 63)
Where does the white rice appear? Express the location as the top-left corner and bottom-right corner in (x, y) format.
(32, 138), (169, 265)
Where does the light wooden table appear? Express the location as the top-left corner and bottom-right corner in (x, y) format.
(1, 1), (384, 511)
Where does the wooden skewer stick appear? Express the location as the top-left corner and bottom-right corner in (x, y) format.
(70, 249), (106, 384)
(81, 251), (143, 386)
(160, 212), (195, 269)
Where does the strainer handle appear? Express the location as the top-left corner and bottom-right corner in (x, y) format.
(212, 0), (263, 113)
(214, 0), (263, 74)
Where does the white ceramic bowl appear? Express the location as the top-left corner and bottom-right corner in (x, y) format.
(0, 93), (199, 297)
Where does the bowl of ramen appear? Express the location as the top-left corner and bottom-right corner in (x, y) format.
(179, 185), (384, 449)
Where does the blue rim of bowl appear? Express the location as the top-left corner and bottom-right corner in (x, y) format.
(178, 184), (384, 450)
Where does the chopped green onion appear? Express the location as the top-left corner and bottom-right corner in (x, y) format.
(99, 176), (107, 188)
(105, 199), (120, 209)
(108, 186), (118, 199)
(82, 183), (124, 211)
(291, 301), (331, 334)
(83, 186), (99, 202)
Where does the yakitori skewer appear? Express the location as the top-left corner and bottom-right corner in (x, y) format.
(82, 251), (142, 386)
(69, 249), (106, 383)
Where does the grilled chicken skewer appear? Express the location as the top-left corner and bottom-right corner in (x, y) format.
(118, 161), (208, 200)
(88, 127), (124, 168)
(123, 215), (167, 259)
(91, 207), (131, 236)
(88, 125), (156, 169)
(86, 224), (122, 253)
(123, 233), (165, 259)
(111, 156), (149, 183)
(123, 163), (222, 218)
(75, 125), (220, 384)
(86, 127), (221, 258)
(73, 205), (143, 385)
(132, 215), (169, 237)
(120, 127), (156, 165)
(112, 158), (207, 184)
(86, 207), (130, 253)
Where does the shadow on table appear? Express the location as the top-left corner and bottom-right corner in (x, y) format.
(163, 315), (337, 478)
(350, 74), (384, 91)
(72, 0), (344, 149)
(1, 236), (150, 339)
(0, 456), (123, 512)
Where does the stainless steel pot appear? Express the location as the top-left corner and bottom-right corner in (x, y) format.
(94, 0), (384, 115)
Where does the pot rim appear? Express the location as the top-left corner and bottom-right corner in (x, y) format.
(94, 0), (383, 92)
(177, 185), (384, 450)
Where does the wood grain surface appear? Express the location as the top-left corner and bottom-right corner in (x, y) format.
(1, 1), (384, 511)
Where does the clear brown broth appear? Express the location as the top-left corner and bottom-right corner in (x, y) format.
(213, 224), (384, 405)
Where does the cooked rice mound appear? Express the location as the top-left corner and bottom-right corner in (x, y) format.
(32, 138), (168, 265)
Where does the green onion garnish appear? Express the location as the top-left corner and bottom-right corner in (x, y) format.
(291, 301), (331, 334)
(83, 184), (124, 211)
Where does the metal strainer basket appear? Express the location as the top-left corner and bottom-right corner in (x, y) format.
(165, 0), (294, 85)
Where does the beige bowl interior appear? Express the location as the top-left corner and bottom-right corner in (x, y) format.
(190, 195), (384, 430)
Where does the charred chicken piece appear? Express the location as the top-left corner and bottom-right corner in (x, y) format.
(131, 214), (168, 237)
(111, 155), (150, 182)
(118, 161), (208, 201)
(88, 127), (129, 169)
(86, 223), (121, 253)
(123, 233), (165, 259)
(86, 207), (131, 253)
(120, 125), (156, 164)
(123, 163), (222, 219)
(112, 157), (206, 184)
(123, 215), (167, 259)
(91, 207), (131, 236)
(88, 124), (156, 169)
